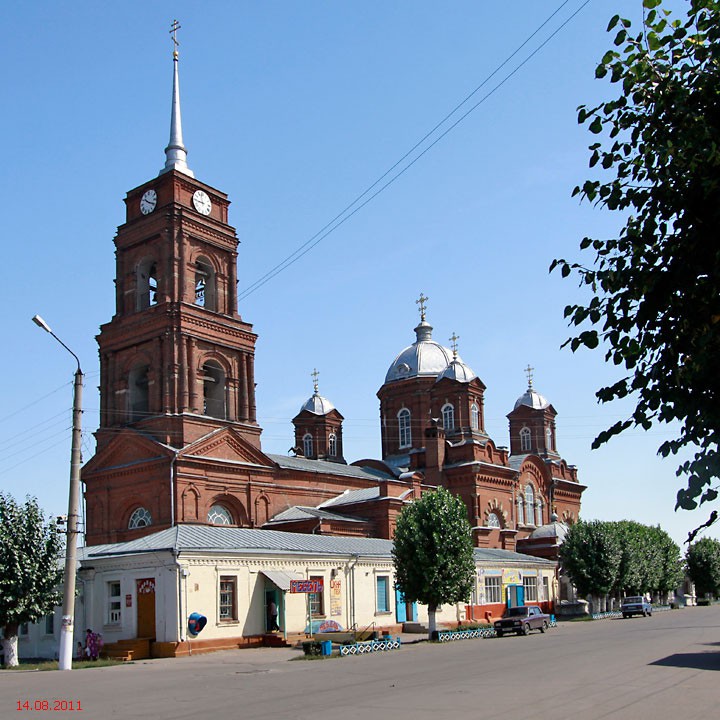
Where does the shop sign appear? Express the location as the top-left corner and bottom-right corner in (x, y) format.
(290, 579), (324, 594)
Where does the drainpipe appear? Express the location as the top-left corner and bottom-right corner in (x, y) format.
(173, 550), (186, 644)
(348, 554), (359, 630)
(170, 452), (179, 527)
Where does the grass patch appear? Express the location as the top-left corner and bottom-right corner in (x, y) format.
(290, 652), (338, 661)
(2, 658), (126, 671)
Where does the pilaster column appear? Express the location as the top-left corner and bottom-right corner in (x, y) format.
(239, 354), (249, 421)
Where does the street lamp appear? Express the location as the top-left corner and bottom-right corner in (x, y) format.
(32, 315), (83, 671)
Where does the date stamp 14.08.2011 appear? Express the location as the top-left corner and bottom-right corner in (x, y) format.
(17, 700), (83, 712)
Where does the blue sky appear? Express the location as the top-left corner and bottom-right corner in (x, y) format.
(3, 0), (715, 547)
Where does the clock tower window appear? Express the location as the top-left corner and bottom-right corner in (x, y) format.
(194, 258), (217, 311)
(136, 258), (159, 310)
(128, 365), (150, 422)
(202, 361), (227, 419)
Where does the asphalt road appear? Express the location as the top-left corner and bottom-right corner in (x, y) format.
(2, 605), (718, 720)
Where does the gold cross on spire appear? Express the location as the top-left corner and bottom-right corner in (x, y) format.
(524, 364), (534, 389)
(449, 332), (460, 358)
(311, 368), (320, 394)
(169, 19), (181, 59)
(416, 293), (429, 322)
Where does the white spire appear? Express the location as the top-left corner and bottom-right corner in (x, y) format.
(160, 20), (194, 178)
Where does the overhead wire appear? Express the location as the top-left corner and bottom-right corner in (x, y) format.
(238, 0), (593, 301)
(3, 3), (597, 481)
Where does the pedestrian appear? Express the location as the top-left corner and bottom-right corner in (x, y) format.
(85, 629), (93, 658)
(87, 630), (100, 660)
(269, 600), (279, 632)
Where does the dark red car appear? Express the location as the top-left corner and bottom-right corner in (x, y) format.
(494, 606), (550, 636)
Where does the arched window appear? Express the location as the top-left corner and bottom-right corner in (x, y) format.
(525, 485), (535, 526)
(303, 433), (313, 458)
(136, 258), (158, 310)
(398, 408), (412, 448)
(202, 361), (227, 418)
(470, 403), (480, 431)
(536, 499), (543, 527)
(546, 427), (553, 452)
(520, 426), (531, 452)
(208, 504), (233, 525)
(328, 433), (337, 456)
(487, 512), (501, 528)
(516, 495), (525, 525)
(128, 365), (149, 422)
(128, 507), (152, 529)
(441, 403), (455, 431)
(194, 258), (217, 311)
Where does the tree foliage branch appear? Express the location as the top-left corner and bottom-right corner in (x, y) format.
(552, 0), (720, 538)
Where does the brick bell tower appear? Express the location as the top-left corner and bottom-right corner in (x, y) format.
(83, 29), (266, 544)
(94, 36), (259, 454)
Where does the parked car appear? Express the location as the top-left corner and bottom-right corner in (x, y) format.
(621, 596), (652, 618)
(494, 606), (550, 636)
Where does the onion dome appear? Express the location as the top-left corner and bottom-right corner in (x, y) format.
(436, 332), (476, 383)
(385, 319), (455, 383)
(300, 368), (336, 415)
(437, 358), (476, 383)
(300, 393), (336, 416)
(529, 515), (568, 543)
(385, 295), (456, 383)
(513, 364), (550, 409)
(514, 388), (550, 410)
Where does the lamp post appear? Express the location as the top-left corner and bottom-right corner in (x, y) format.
(32, 315), (83, 671)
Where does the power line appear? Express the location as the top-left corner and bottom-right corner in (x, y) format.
(238, 0), (592, 301)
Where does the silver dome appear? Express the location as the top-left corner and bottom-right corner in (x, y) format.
(529, 520), (568, 542)
(514, 388), (550, 410)
(437, 358), (477, 384)
(300, 393), (336, 415)
(385, 321), (454, 383)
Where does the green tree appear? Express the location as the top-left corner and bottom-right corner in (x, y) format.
(647, 525), (684, 598)
(0, 494), (63, 667)
(392, 487), (476, 638)
(559, 520), (621, 611)
(614, 521), (648, 595)
(686, 536), (720, 597)
(551, 0), (720, 538)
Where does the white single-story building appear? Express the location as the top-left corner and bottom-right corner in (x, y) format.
(16, 525), (557, 660)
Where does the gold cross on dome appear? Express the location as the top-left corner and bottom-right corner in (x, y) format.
(524, 364), (534, 389)
(449, 332), (460, 358)
(169, 19), (181, 58)
(416, 293), (429, 322)
(311, 368), (320, 394)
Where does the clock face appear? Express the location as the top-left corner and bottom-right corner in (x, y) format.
(140, 189), (157, 215)
(192, 190), (212, 216)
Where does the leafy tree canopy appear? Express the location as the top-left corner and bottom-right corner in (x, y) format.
(686, 536), (720, 596)
(551, 0), (720, 539)
(561, 519), (682, 600)
(0, 494), (63, 665)
(560, 520), (622, 598)
(392, 487), (475, 634)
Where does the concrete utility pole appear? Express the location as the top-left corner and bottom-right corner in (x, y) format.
(32, 315), (83, 671)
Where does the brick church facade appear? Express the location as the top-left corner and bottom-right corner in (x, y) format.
(81, 43), (584, 553)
